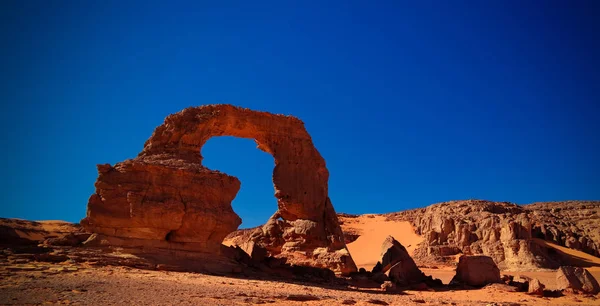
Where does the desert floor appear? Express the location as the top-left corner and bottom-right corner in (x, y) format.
(343, 215), (424, 271)
(2, 217), (600, 305)
(1, 263), (599, 306)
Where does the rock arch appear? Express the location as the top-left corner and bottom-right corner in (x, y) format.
(81, 105), (357, 274)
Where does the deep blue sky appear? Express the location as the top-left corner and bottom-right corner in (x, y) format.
(1, 1), (599, 228)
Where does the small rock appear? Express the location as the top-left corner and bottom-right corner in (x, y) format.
(528, 278), (545, 296)
(501, 274), (513, 284)
(380, 281), (396, 292)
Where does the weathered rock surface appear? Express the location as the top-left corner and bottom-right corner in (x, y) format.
(383, 200), (600, 270)
(0, 218), (87, 247)
(451, 255), (501, 287)
(525, 201), (600, 257)
(377, 236), (427, 285)
(238, 241), (267, 262)
(81, 105), (356, 274)
(527, 278), (545, 296)
(555, 266), (600, 294)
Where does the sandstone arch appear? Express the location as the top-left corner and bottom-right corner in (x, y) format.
(81, 104), (357, 274)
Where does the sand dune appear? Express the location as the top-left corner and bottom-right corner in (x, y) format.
(341, 215), (424, 270)
(533, 238), (600, 267)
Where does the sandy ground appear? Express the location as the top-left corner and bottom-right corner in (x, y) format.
(343, 215), (423, 271)
(1, 263), (598, 306)
(4, 218), (600, 305)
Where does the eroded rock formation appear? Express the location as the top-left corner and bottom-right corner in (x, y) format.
(383, 200), (600, 270)
(525, 201), (600, 256)
(81, 104), (357, 274)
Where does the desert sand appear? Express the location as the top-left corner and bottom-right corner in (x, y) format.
(2, 263), (599, 306)
(343, 215), (424, 271)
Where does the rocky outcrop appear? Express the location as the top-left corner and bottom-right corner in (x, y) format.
(81, 105), (356, 274)
(556, 266), (600, 294)
(525, 201), (600, 257)
(383, 200), (600, 270)
(451, 255), (501, 287)
(0, 218), (87, 247)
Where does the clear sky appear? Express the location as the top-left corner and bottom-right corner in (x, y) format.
(1, 1), (599, 228)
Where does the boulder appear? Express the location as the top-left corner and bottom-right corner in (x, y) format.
(379, 236), (428, 285)
(80, 105), (356, 274)
(451, 255), (501, 287)
(528, 278), (545, 296)
(239, 241), (267, 262)
(556, 266), (600, 294)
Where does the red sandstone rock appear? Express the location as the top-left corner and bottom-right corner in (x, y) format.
(239, 241), (267, 262)
(556, 266), (600, 294)
(81, 105), (356, 274)
(378, 236), (427, 285)
(382, 200), (600, 270)
(451, 255), (501, 287)
(527, 278), (545, 296)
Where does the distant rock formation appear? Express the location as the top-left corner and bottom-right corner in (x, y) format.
(0, 218), (87, 247)
(81, 105), (356, 274)
(383, 200), (600, 270)
(525, 201), (600, 256)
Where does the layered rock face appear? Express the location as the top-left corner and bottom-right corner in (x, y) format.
(524, 201), (600, 257)
(384, 200), (600, 270)
(81, 105), (356, 274)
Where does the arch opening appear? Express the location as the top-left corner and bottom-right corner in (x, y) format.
(201, 136), (277, 230)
